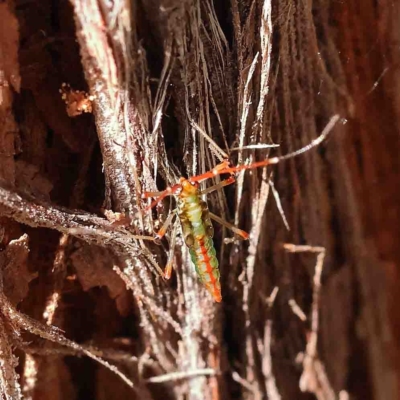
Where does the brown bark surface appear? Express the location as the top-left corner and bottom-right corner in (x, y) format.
(0, 0), (399, 399)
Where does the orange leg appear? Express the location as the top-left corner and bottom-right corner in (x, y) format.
(154, 209), (177, 242)
(209, 212), (249, 240)
(152, 210), (178, 279)
(164, 219), (179, 279)
(142, 183), (182, 210)
(189, 160), (231, 183)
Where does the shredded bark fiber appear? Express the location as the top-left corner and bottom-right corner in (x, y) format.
(0, 0), (399, 399)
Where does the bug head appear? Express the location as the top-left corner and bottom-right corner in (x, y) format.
(180, 178), (199, 194)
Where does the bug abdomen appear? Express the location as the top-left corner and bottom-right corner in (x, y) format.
(189, 236), (221, 302)
(178, 192), (222, 302)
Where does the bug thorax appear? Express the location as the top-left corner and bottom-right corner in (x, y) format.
(179, 178), (199, 196)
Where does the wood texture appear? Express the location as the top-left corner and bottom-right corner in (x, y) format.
(0, 0), (398, 399)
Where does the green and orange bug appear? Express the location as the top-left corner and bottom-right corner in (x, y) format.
(143, 115), (340, 302)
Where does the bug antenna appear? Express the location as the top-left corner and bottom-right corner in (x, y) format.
(183, 115), (342, 181)
(230, 143), (280, 152)
(272, 114), (341, 163)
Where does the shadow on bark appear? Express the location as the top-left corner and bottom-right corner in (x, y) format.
(0, 0), (399, 399)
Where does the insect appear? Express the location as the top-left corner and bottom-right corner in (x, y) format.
(143, 115), (340, 302)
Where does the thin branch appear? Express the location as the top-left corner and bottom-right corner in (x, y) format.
(0, 182), (153, 254)
(147, 368), (216, 384)
(268, 178), (290, 231)
(283, 244), (336, 400)
(232, 371), (259, 395)
(1, 292), (137, 390)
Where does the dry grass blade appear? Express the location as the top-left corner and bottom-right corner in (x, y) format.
(146, 368), (216, 384)
(0, 0), (394, 397)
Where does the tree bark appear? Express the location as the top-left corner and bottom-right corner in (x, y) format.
(0, 0), (399, 399)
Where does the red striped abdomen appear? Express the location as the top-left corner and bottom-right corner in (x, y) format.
(178, 180), (222, 302)
(189, 236), (221, 302)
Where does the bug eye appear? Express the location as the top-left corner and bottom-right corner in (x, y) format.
(185, 234), (195, 247)
(206, 225), (214, 237)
